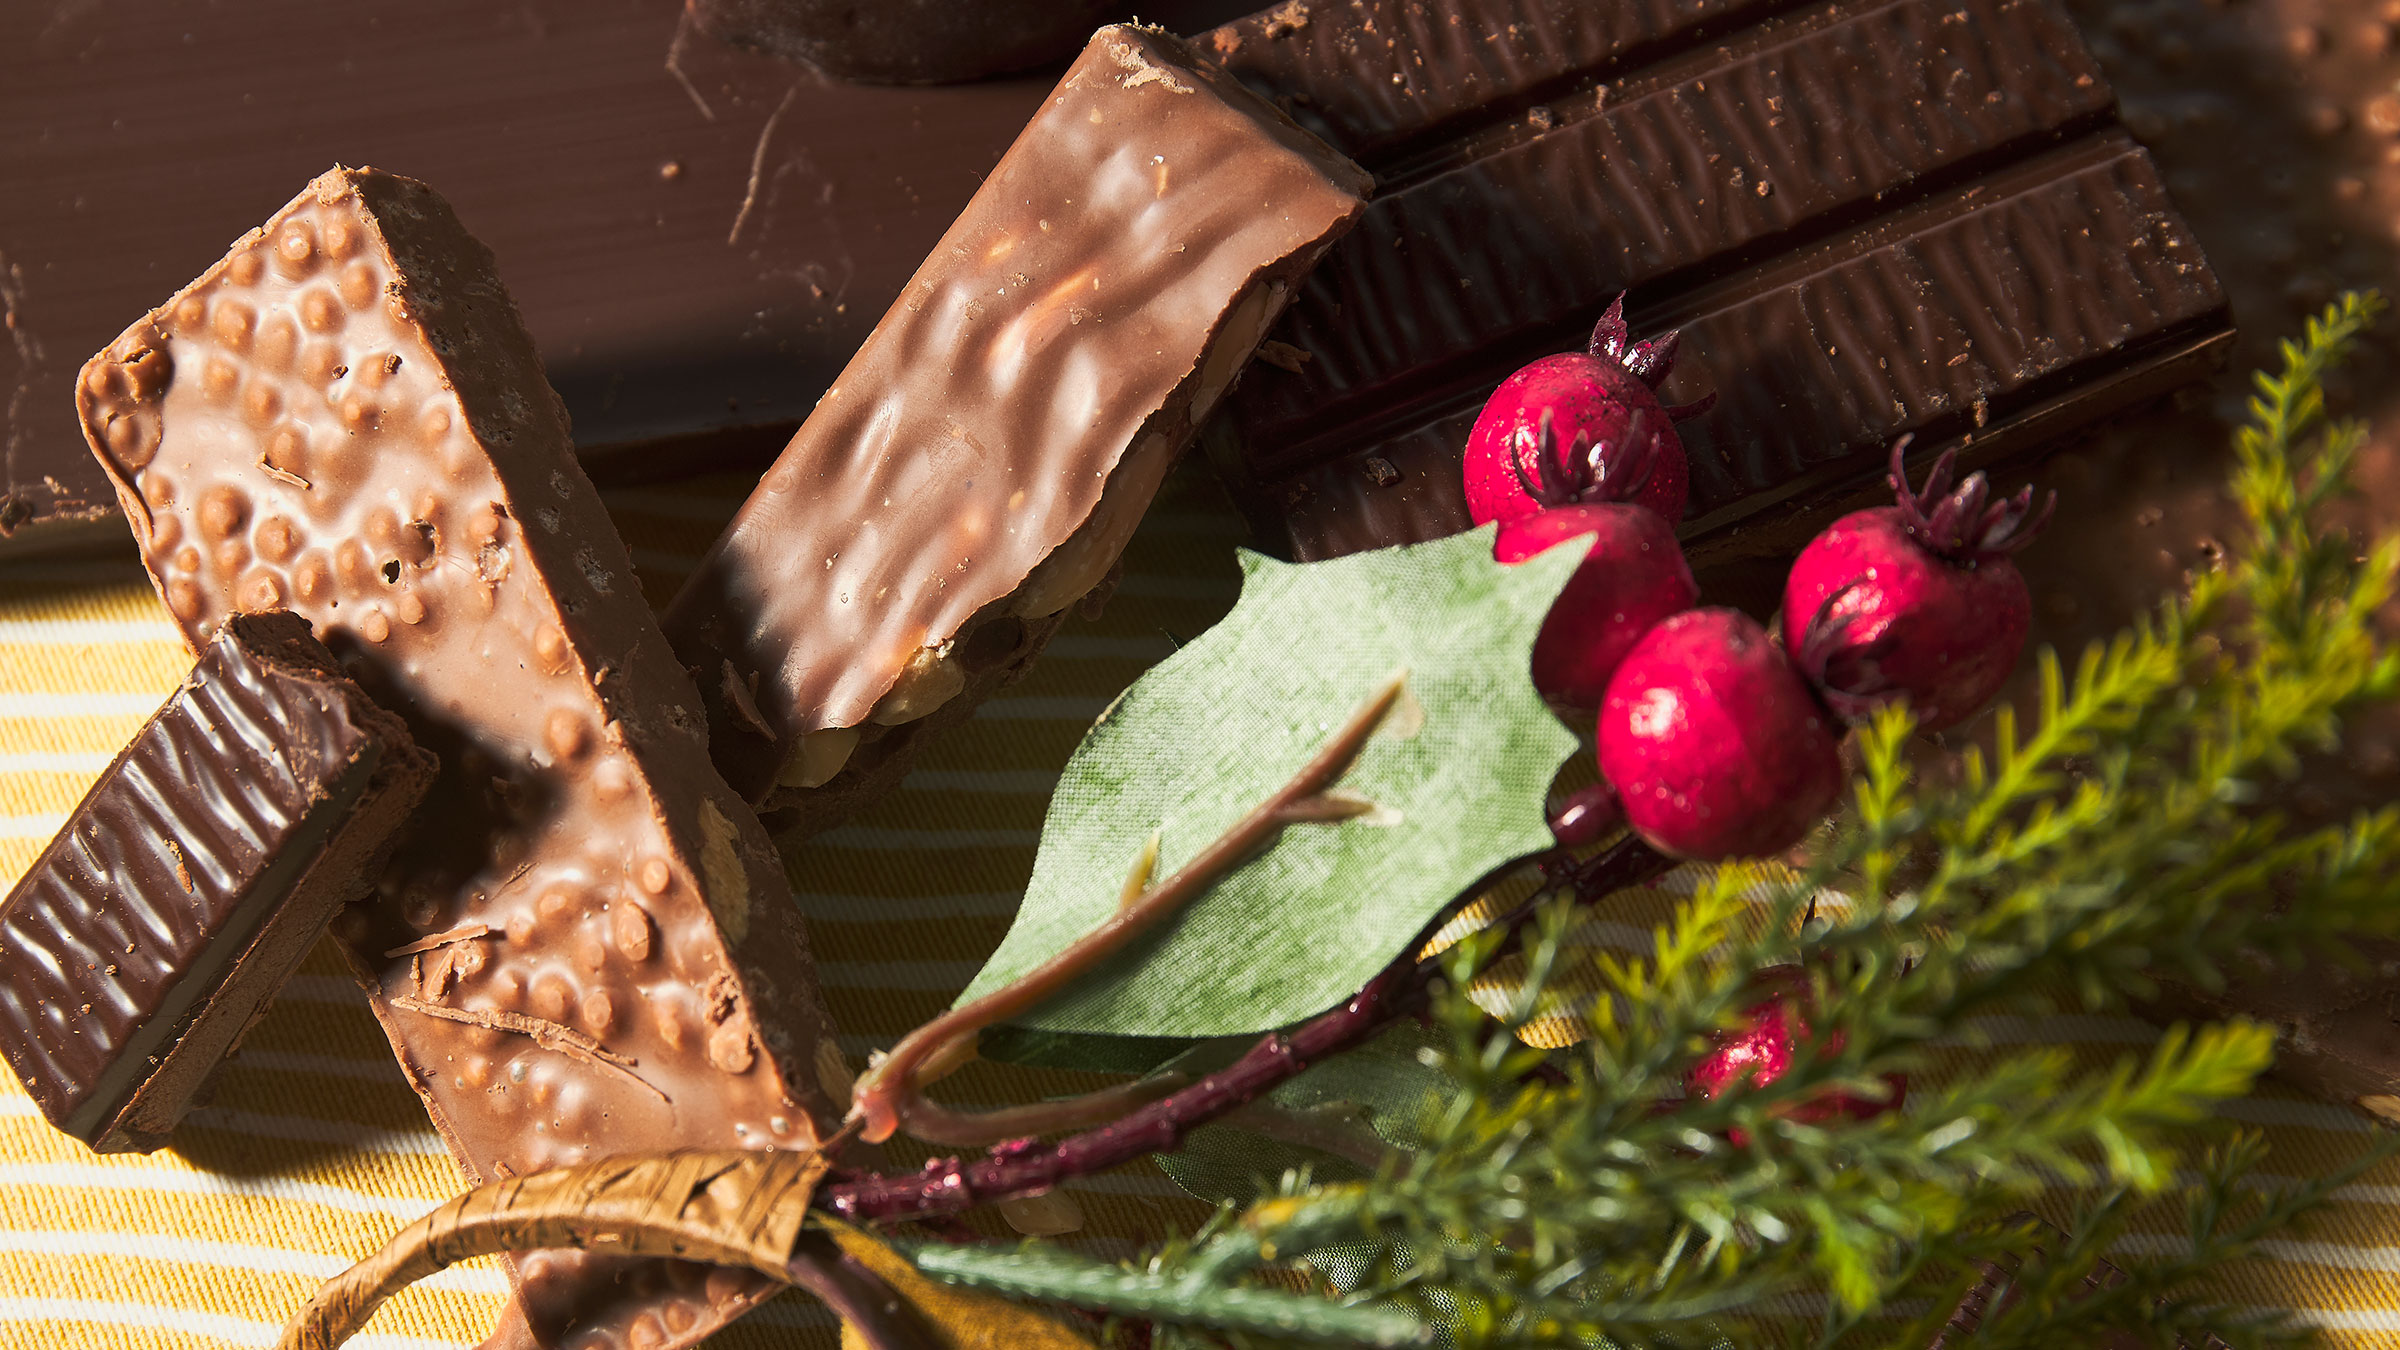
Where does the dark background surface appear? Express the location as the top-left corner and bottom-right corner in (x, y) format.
(0, 0), (1255, 552)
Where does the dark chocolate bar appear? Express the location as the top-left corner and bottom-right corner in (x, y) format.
(1202, 0), (2233, 562)
(0, 610), (433, 1153)
(662, 24), (1371, 818)
(78, 168), (843, 1350)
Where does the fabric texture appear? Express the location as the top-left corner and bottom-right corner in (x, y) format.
(0, 470), (2393, 1347)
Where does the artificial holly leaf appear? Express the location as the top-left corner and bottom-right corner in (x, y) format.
(1153, 1021), (1456, 1207)
(956, 527), (1581, 1040)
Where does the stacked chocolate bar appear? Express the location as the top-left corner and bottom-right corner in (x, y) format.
(32, 22), (1373, 1350)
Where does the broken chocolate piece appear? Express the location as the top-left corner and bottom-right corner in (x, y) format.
(0, 610), (433, 1153)
(662, 23), (1371, 820)
(1202, 0), (2232, 562)
(78, 167), (840, 1349)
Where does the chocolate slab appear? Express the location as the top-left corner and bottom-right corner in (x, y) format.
(0, 611), (432, 1153)
(0, 0), (1249, 558)
(78, 168), (843, 1349)
(1201, 0), (2233, 562)
(661, 24), (1371, 818)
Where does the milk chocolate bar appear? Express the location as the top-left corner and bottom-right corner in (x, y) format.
(662, 24), (1371, 817)
(78, 168), (842, 1349)
(1203, 0), (2233, 562)
(0, 611), (432, 1153)
(0, 1), (1285, 558)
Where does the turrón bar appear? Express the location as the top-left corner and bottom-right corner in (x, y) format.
(78, 168), (842, 1350)
(662, 24), (1371, 821)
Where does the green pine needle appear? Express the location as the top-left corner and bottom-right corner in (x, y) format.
(912, 295), (2400, 1350)
(1194, 294), (2400, 1347)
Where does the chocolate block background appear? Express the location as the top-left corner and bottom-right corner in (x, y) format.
(0, 0), (1255, 555)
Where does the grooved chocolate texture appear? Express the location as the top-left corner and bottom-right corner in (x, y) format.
(1204, 0), (2232, 561)
(1202, 0), (1801, 163)
(78, 168), (843, 1350)
(0, 611), (432, 1153)
(661, 25), (1370, 818)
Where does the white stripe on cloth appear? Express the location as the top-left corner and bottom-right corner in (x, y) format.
(0, 691), (164, 718)
(0, 1230), (506, 1292)
(0, 1163), (443, 1219)
(0, 619), (177, 644)
(0, 752), (113, 774)
(0, 1297), (472, 1349)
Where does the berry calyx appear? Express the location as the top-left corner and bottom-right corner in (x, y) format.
(1596, 608), (1842, 861)
(1783, 439), (2055, 731)
(1462, 295), (1716, 528)
(1495, 503), (1699, 714)
(1885, 435), (2054, 563)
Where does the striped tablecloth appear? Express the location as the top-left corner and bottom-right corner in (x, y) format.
(0, 467), (2395, 1348)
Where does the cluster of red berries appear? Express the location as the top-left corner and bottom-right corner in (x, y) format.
(1466, 297), (2054, 864)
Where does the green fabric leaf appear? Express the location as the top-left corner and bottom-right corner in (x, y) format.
(1153, 1022), (1457, 1208)
(957, 527), (1581, 1040)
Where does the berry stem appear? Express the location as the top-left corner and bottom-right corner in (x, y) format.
(818, 836), (1671, 1224)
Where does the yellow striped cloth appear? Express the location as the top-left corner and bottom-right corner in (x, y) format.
(0, 469), (2394, 1348)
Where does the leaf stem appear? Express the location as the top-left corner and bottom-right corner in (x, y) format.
(819, 836), (1670, 1223)
(848, 672), (1412, 1147)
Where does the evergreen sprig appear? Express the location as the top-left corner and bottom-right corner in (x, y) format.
(1056, 293), (2400, 1348)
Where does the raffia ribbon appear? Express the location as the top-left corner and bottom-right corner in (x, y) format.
(277, 1148), (828, 1350)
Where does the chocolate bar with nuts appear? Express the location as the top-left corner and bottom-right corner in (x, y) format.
(0, 611), (432, 1153)
(79, 168), (843, 1350)
(660, 23), (1372, 821)
(1202, 0), (2233, 563)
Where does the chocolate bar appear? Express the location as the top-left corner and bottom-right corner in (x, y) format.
(686, 0), (1116, 83)
(1202, 0), (2233, 562)
(0, 611), (432, 1154)
(662, 24), (1371, 817)
(77, 168), (843, 1349)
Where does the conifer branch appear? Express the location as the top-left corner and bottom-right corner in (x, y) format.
(1090, 294), (2400, 1347)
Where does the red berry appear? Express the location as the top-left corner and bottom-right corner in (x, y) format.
(1687, 965), (1906, 1144)
(1596, 609), (1842, 861)
(1496, 503), (1698, 713)
(1462, 295), (1714, 528)
(1783, 440), (2052, 732)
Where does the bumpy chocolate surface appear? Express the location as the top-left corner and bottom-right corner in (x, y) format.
(78, 168), (841, 1349)
(1203, 0), (2231, 560)
(0, 611), (430, 1153)
(662, 24), (1370, 813)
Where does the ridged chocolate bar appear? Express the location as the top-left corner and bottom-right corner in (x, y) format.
(0, 611), (432, 1153)
(78, 169), (843, 1350)
(662, 25), (1370, 819)
(1203, 0), (2232, 561)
